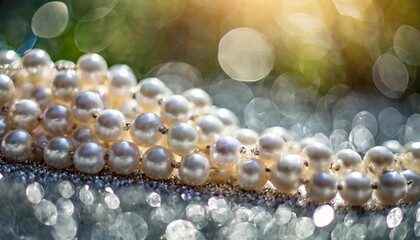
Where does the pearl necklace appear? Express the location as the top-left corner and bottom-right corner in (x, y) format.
(0, 49), (419, 208)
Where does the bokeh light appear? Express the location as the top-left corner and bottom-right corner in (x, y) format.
(31, 1), (69, 39)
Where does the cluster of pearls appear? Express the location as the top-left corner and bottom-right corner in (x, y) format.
(0, 49), (419, 207)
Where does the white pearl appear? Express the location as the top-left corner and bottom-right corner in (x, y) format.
(209, 136), (241, 169)
(119, 99), (140, 122)
(382, 140), (402, 153)
(21, 49), (54, 86)
(402, 142), (420, 173)
(108, 140), (141, 175)
(303, 142), (333, 175)
(29, 86), (51, 110)
(0, 74), (15, 106)
(76, 53), (108, 91)
(0, 50), (21, 73)
(235, 158), (267, 191)
(196, 115), (224, 149)
(0, 115), (9, 139)
(52, 71), (79, 104)
(263, 126), (294, 142)
(0, 129), (32, 163)
(43, 137), (74, 169)
(74, 142), (105, 174)
(400, 170), (420, 203)
(94, 109), (125, 142)
(130, 112), (162, 147)
(71, 91), (104, 123)
(22, 49), (52, 69)
(135, 78), (168, 111)
(8, 99), (41, 132)
(160, 95), (191, 126)
(257, 133), (285, 165)
(42, 104), (74, 136)
(340, 172), (372, 206)
(333, 149), (362, 177)
(364, 146), (394, 175)
(211, 108), (239, 133)
(375, 171), (407, 205)
(167, 123), (198, 156)
(141, 146), (174, 180)
(236, 128), (258, 148)
(182, 88), (212, 115)
(108, 65), (136, 107)
(270, 154), (303, 194)
(70, 126), (99, 148)
(307, 172), (337, 203)
(179, 153), (211, 186)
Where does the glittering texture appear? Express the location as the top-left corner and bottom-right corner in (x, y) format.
(0, 160), (418, 239)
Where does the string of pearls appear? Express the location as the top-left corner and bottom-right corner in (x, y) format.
(0, 49), (419, 207)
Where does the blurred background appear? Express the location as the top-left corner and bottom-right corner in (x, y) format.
(0, 0), (419, 150)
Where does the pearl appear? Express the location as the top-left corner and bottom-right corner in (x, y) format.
(22, 49), (53, 69)
(209, 136), (241, 169)
(257, 133), (285, 165)
(130, 112), (162, 147)
(236, 128), (258, 148)
(21, 49), (54, 86)
(303, 142), (333, 176)
(307, 172), (337, 203)
(108, 65), (136, 107)
(119, 99), (140, 122)
(167, 123), (198, 156)
(401, 142), (420, 173)
(43, 137), (74, 169)
(51, 71), (79, 105)
(364, 146), (394, 175)
(382, 140), (402, 153)
(76, 53), (108, 91)
(42, 104), (74, 136)
(375, 171), (407, 205)
(263, 126), (294, 142)
(94, 109), (126, 142)
(195, 115), (224, 149)
(211, 108), (239, 133)
(235, 158), (267, 191)
(208, 168), (233, 183)
(333, 149), (362, 177)
(29, 86), (51, 110)
(270, 154), (303, 194)
(108, 140), (141, 175)
(0, 50), (21, 75)
(0, 74), (15, 106)
(73, 142), (105, 174)
(340, 172), (372, 206)
(70, 126), (99, 148)
(8, 99), (41, 132)
(400, 170), (420, 203)
(0, 129), (32, 163)
(71, 91), (104, 123)
(179, 153), (211, 186)
(160, 95), (191, 126)
(135, 78), (168, 111)
(182, 88), (212, 115)
(0, 115), (9, 139)
(141, 146), (174, 180)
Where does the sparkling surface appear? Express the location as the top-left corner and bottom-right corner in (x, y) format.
(387, 207), (403, 228)
(313, 204), (335, 227)
(25, 182), (44, 204)
(146, 192), (161, 207)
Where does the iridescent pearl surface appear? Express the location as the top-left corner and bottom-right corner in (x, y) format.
(135, 78), (168, 111)
(8, 99), (41, 132)
(94, 109), (125, 142)
(130, 112), (162, 147)
(364, 146), (394, 175)
(270, 154), (303, 194)
(209, 136), (241, 169)
(333, 149), (362, 177)
(167, 123), (198, 156)
(375, 171), (407, 205)
(340, 172), (372, 206)
(73, 142), (105, 174)
(235, 158), (267, 191)
(400, 170), (420, 203)
(182, 88), (212, 115)
(236, 128), (258, 148)
(303, 142), (333, 176)
(0, 74), (15, 105)
(43, 137), (74, 169)
(141, 146), (174, 180)
(160, 95), (190, 127)
(42, 104), (74, 136)
(257, 133), (285, 165)
(179, 153), (211, 186)
(52, 71), (79, 104)
(108, 140), (141, 175)
(0, 129), (33, 163)
(307, 172), (337, 203)
(71, 91), (104, 123)
(195, 115), (223, 149)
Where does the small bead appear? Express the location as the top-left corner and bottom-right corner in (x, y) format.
(209, 136), (241, 169)
(235, 158), (267, 191)
(141, 146), (174, 180)
(70, 91), (104, 123)
(257, 133), (285, 165)
(0, 129), (32, 163)
(70, 126), (99, 148)
(303, 142), (333, 176)
(42, 104), (74, 136)
(130, 112), (162, 147)
(44, 137), (74, 169)
(0, 74), (15, 106)
(94, 109), (125, 142)
(307, 172), (337, 203)
(400, 170), (420, 203)
(73, 142), (105, 174)
(179, 153), (211, 186)
(8, 99), (41, 132)
(160, 95), (191, 127)
(236, 128), (258, 148)
(195, 115), (224, 149)
(182, 88), (212, 115)
(167, 123), (198, 156)
(108, 140), (141, 175)
(135, 78), (168, 111)
(364, 146), (394, 175)
(269, 154), (303, 194)
(51, 71), (79, 104)
(340, 172), (372, 206)
(375, 171), (407, 205)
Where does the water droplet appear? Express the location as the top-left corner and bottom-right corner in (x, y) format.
(34, 199), (58, 226)
(313, 205), (335, 227)
(146, 192), (161, 208)
(58, 180), (74, 199)
(387, 207), (403, 228)
(26, 182), (44, 204)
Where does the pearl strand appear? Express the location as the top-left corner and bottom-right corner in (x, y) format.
(0, 49), (419, 207)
